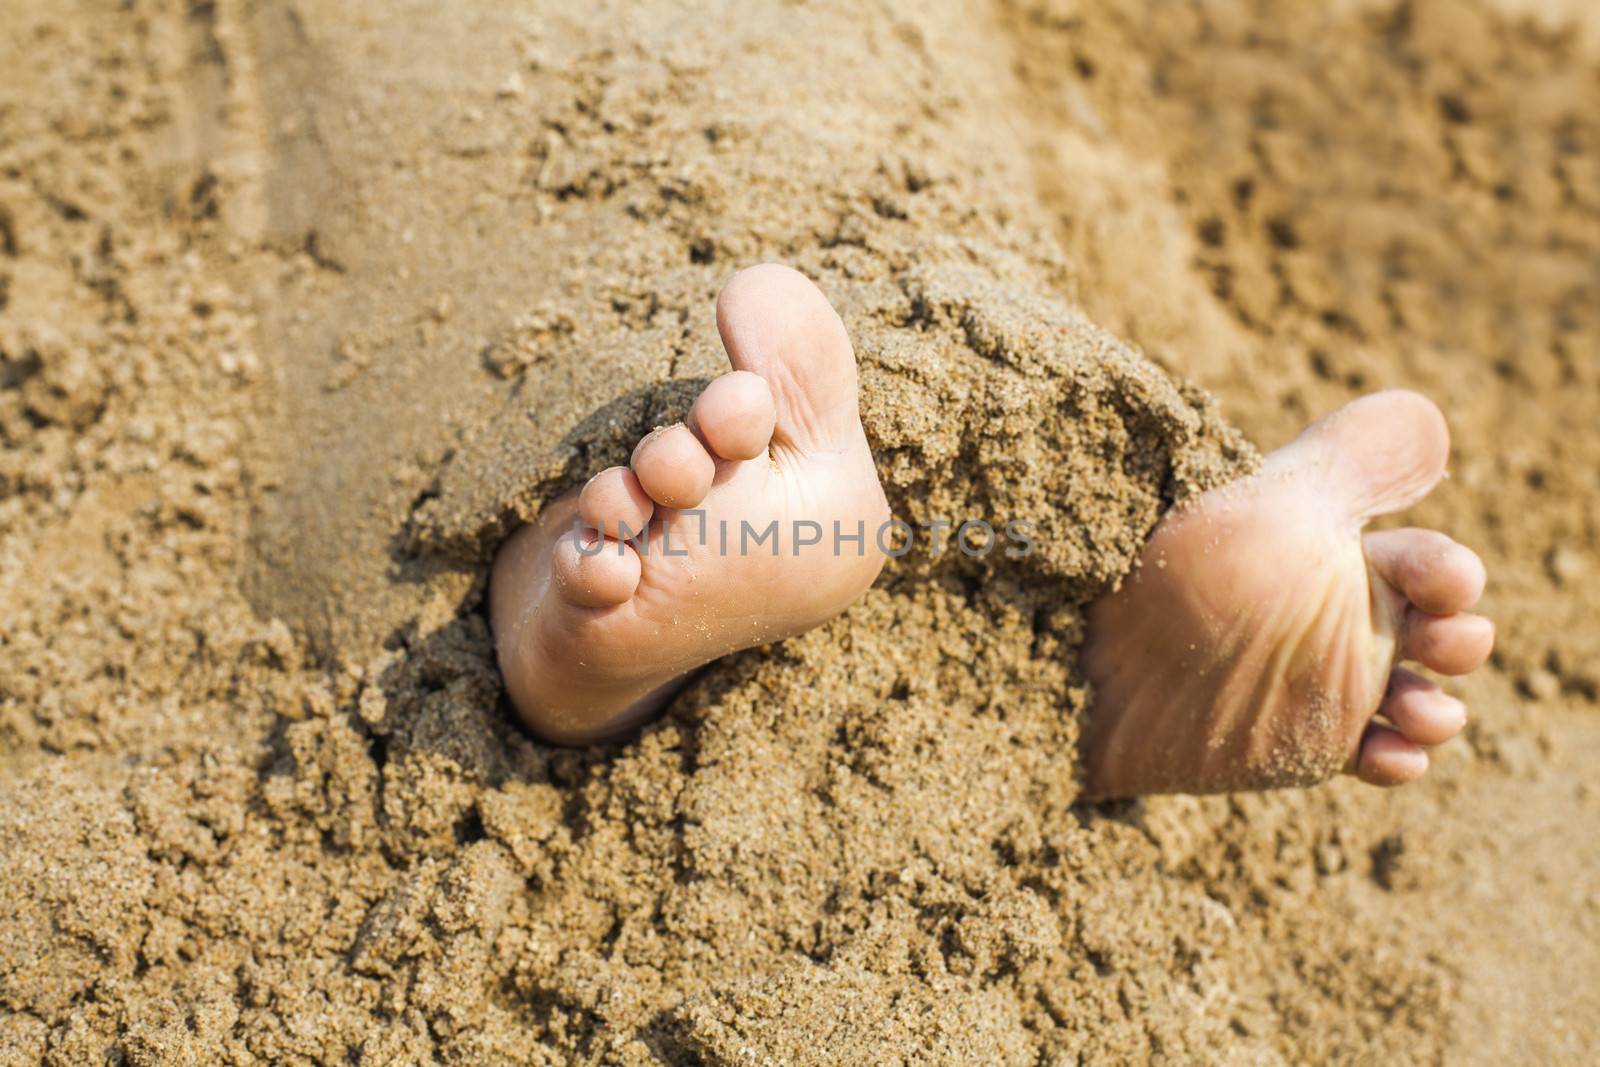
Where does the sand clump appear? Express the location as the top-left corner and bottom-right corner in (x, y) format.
(2, 0), (1598, 1064)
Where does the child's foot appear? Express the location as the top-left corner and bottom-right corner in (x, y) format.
(1081, 390), (1493, 797)
(490, 265), (889, 744)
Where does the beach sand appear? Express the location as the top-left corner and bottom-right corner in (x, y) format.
(1, 0), (1596, 1063)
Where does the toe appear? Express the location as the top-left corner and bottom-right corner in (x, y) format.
(579, 466), (654, 539)
(689, 370), (777, 461)
(1354, 723), (1430, 787)
(552, 528), (641, 608)
(1364, 528), (1487, 615)
(1381, 667), (1468, 746)
(1402, 611), (1494, 675)
(1266, 390), (1450, 522)
(631, 423), (715, 509)
(715, 263), (863, 454)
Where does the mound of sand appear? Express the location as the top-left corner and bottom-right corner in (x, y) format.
(2, 0), (1596, 1064)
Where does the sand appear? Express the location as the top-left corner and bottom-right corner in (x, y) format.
(1, 0), (1597, 1063)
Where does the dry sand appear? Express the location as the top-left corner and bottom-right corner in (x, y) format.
(1, 0), (1597, 1063)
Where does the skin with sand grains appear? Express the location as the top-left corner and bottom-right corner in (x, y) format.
(491, 266), (1492, 795)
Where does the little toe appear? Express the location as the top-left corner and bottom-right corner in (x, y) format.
(579, 466), (654, 540)
(552, 528), (641, 608)
(631, 423), (715, 509)
(1381, 667), (1468, 746)
(689, 370), (777, 461)
(1402, 611), (1494, 675)
(1354, 723), (1430, 787)
(1365, 528), (1486, 615)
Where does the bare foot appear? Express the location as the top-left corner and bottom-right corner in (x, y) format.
(1081, 391), (1493, 797)
(490, 265), (889, 744)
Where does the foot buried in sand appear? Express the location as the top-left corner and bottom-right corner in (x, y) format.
(490, 264), (890, 744)
(1081, 390), (1493, 797)
(493, 267), (1490, 799)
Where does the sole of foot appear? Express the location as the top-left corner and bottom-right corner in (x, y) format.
(1081, 390), (1493, 797)
(490, 264), (889, 744)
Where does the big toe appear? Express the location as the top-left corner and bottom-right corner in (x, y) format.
(715, 264), (863, 455)
(1264, 390), (1450, 522)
